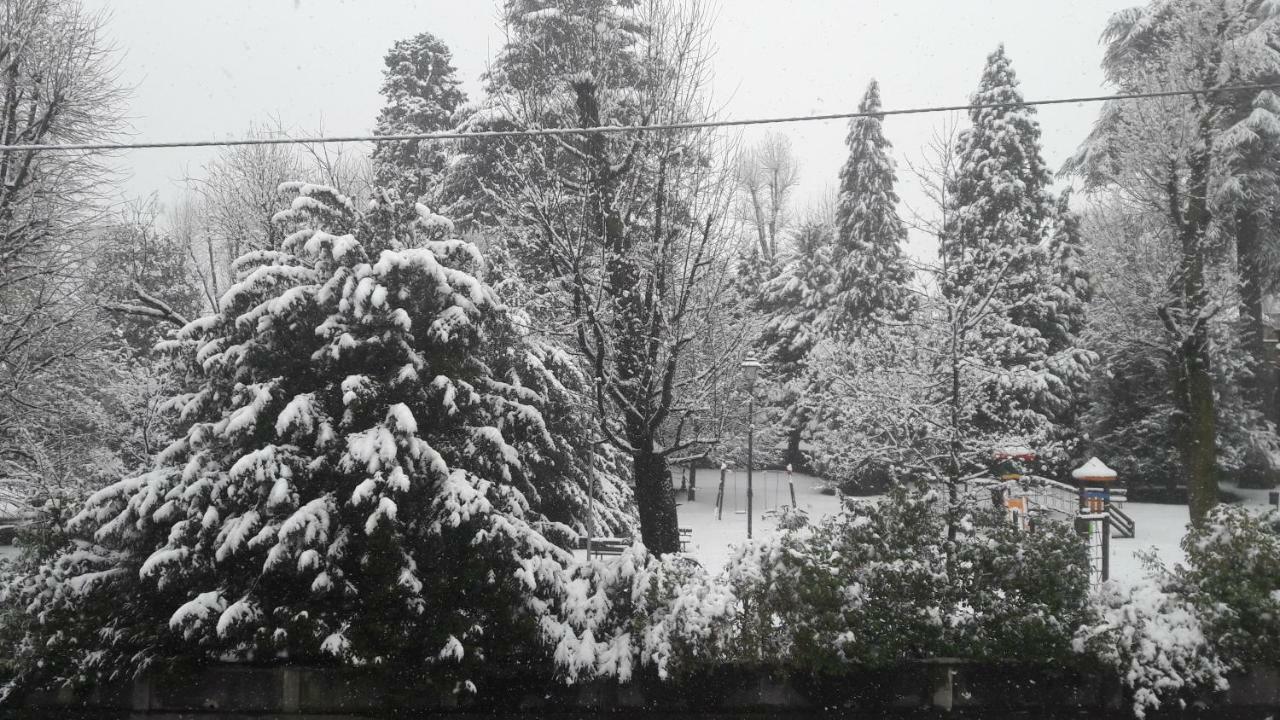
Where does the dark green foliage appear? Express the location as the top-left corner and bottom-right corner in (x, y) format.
(1179, 504), (1280, 666)
(372, 32), (468, 205)
(0, 184), (632, 697)
(726, 487), (1092, 670)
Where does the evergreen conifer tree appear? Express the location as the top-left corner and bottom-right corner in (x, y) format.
(824, 80), (914, 336)
(371, 32), (467, 204)
(942, 47), (1092, 465)
(1, 184), (630, 693)
(753, 221), (832, 467)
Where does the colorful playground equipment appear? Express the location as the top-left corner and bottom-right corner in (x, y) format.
(982, 450), (1134, 582)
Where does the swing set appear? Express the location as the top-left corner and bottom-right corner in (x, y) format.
(713, 465), (798, 522)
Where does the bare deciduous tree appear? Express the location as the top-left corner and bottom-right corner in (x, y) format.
(462, 0), (745, 553)
(734, 132), (799, 265)
(0, 0), (126, 508)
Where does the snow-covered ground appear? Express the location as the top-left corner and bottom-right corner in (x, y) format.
(674, 468), (846, 574)
(1108, 483), (1277, 584)
(1106, 501), (1190, 583)
(667, 471), (1278, 583)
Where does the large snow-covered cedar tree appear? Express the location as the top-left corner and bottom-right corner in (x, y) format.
(0, 184), (632, 695)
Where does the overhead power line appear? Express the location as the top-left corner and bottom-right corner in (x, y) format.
(3, 82), (1278, 153)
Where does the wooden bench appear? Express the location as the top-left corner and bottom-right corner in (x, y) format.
(582, 537), (630, 558)
(581, 529), (693, 557)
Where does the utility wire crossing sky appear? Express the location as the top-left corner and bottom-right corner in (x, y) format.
(5, 83), (1275, 154)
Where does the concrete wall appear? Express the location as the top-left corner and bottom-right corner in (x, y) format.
(3, 661), (1278, 719)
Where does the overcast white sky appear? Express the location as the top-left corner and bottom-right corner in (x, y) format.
(86, 0), (1134, 229)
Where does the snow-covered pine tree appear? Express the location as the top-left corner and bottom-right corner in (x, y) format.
(1036, 192), (1094, 465)
(753, 221), (833, 467)
(943, 47), (1054, 303)
(0, 184), (630, 694)
(371, 32), (467, 205)
(943, 46), (1092, 468)
(823, 80), (914, 337)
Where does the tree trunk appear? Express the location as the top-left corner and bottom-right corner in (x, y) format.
(1237, 208), (1279, 427)
(1171, 145), (1218, 526)
(572, 78), (682, 554)
(1176, 331), (1219, 523)
(785, 424), (804, 470)
(634, 446), (680, 555)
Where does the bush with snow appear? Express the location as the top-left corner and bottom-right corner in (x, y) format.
(1071, 505), (1280, 717)
(1179, 504), (1280, 667)
(667, 487), (1093, 672)
(1074, 578), (1228, 718)
(547, 545), (739, 683)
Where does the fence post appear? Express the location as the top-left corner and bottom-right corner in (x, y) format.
(1101, 514), (1111, 582)
(787, 464), (796, 508)
(716, 466), (727, 521)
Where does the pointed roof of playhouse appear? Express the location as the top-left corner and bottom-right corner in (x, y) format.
(1072, 457), (1117, 482)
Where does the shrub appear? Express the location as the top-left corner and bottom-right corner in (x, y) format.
(718, 486), (1092, 671)
(1073, 578), (1228, 718)
(1179, 505), (1280, 666)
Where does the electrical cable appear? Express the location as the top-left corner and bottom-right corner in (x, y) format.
(1, 82), (1276, 153)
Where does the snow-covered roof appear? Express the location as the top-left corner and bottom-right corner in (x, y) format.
(992, 446), (1035, 460)
(1072, 456), (1117, 481)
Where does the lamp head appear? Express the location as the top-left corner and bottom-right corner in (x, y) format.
(741, 357), (762, 385)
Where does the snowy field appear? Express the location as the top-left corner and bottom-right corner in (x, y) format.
(673, 468), (846, 574)
(665, 471), (1277, 584)
(1107, 483), (1278, 583)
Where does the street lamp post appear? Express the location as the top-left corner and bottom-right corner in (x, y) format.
(741, 358), (762, 540)
(587, 432), (595, 558)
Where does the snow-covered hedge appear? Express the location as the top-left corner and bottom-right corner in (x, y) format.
(1074, 578), (1227, 718)
(1178, 505), (1280, 668)
(1072, 506), (1280, 717)
(717, 488), (1093, 670)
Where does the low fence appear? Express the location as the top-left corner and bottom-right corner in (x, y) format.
(4, 662), (1279, 718)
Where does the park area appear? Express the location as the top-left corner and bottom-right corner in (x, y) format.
(652, 468), (1279, 584)
(6, 0), (1280, 716)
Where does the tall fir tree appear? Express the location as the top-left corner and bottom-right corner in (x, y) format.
(754, 221), (834, 467)
(943, 46), (1092, 469)
(943, 46), (1054, 304)
(371, 32), (467, 205)
(824, 80), (914, 336)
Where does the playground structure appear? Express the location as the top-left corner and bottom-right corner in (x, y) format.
(712, 464), (797, 521)
(980, 452), (1134, 582)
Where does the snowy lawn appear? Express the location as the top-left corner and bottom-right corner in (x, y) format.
(670, 468), (854, 574)
(1108, 483), (1277, 584)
